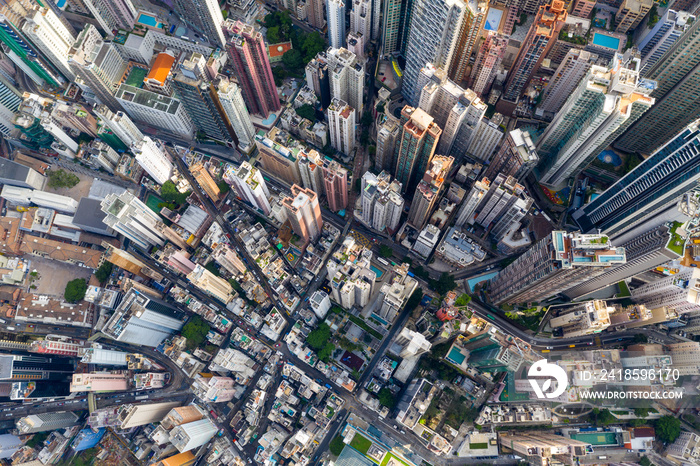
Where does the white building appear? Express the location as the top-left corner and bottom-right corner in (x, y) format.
(132, 137), (173, 184)
(21, 6), (76, 82)
(639, 10), (695, 76)
(467, 117), (504, 162)
(100, 191), (168, 248)
(310, 290), (331, 319)
(412, 224), (441, 259)
(115, 85), (195, 138)
(435, 226), (486, 268)
(228, 162), (271, 215)
(538, 50), (599, 117)
(328, 98), (356, 155)
(326, 47), (364, 116)
(455, 177), (489, 226)
(16, 412), (79, 434)
(93, 104), (144, 148)
(631, 268), (700, 315)
(216, 77), (256, 152)
(169, 418), (218, 452)
(327, 0), (346, 48)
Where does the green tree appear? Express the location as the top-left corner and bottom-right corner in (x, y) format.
(455, 293), (471, 307)
(379, 245), (393, 258)
(160, 180), (190, 205)
(655, 415), (681, 443)
(405, 288), (424, 313)
(634, 407), (649, 418)
(368, 145), (376, 156)
(360, 111), (373, 127)
(282, 48), (304, 70)
(633, 333), (648, 343)
(378, 388), (396, 408)
(306, 323), (331, 350)
(64, 278), (87, 303)
(267, 25), (281, 44)
(639, 457), (652, 466)
(329, 436), (345, 455)
(94, 261), (113, 284)
(217, 181), (230, 194)
(317, 342), (335, 362)
(47, 169), (80, 189)
(204, 261), (221, 277)
(430, 272), (457, 295)
(296, 104), (317, 122)
(302, 32), (326, 61)
(272, 66), (287, 86)
(376, 102), (385, 113)
(181, 316), (211, 350)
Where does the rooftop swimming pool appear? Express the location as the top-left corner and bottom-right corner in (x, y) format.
(137, 13), (162, 28)
(262, 113), (278, 126)
(370, 265), (384, 279)
(592, 32), (620, 50)
(467, 272), (498, 292)
(447, 347), (467, 365)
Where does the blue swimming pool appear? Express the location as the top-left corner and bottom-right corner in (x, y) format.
(56, 0), (66, 7)
(467, 272), (498, 292)
(592, 33), (620, 50)
(262, 113), (277, 125)
(137, 13), (158, 27)
(448, 347), (466, 365)
(370, 265), (384, 279)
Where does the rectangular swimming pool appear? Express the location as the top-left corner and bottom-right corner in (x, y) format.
(137, 13), (158, 27)
(570, 431), (619, 446)
(592, 33), (621, 50)
(447, 347), (466, 365)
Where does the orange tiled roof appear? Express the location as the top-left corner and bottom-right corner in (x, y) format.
(268, 42), (293, 58)
(146, 53), (176, 85)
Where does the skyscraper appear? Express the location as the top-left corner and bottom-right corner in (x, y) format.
(473, 173), (533, 239)
(638, 10), (694, 76)
(0, 74), (21, 137)
(323, 159), (349, 212)
(327, 0), (346, 48)
(614, 18), (700, 154)
(573, 119), (700, 239)
(630, 269), (700, 315)
(615, 0), (653, 34)
(229, 161), (272, 215)
(326, 47), (365, 116)
(101, 191), (168, 249)
(131, 137), (173, 185)
(115, 85), (195, 138)
(489, 231), (626, 305)
(392, 106), (442, 191)
(537, 49), (599, 117)
(350, 0), (372, 48)
(483, 129), (538, 181)
(80, 0), (138, 33)
(172, 0), (226, 47)
(282, 185), (323, 242)
(93, 105), (144, 148)
(375, 114), (401, 171)
(21, 5), (76, 81)
(215, 76), (256, 152)
(447, 0), (487, 84)
(328, 98), (356, 155)
(172, 53), (236, 144)
(17, 412), (79, 434)
(117, 402), (181, 429)
(455, 177), (489, 226)
(68, 25), (128, 112)
(401, 0), (467, 105)
(306, 0), (326, 29)
(470, 32), (508, 98)
(408, 155), (453, 229)
(382, 0), (403, 54)
(223, 20), (280, 118)
(502, 0), (567, 103)
(536, 53), (655, 188)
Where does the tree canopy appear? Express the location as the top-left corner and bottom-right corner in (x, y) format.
(378, 388), (396, 409)
(282, 48), (304, 70)
(655, 415), (681, 443)
(160, 180), (190, 206)
(64, 278), (87, 303)
(47, 169), (80, 189)
(430, 272), (457, 295)
(94, 262), (113, 284)
(378, 245), (393, 258)
(306, 323), (334, 362)
(181, 315), (211, 350)
(296, 104), (317, 122)
(455, 293), (471, 307)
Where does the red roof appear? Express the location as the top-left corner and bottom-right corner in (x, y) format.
(268, 42), (293, 58)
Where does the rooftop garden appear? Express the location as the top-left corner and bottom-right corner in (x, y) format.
(667, 221), (686, 255)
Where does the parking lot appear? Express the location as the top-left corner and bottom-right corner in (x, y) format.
(28, 256), (94, 298)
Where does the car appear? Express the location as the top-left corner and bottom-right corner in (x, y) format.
(275, 343), (281, 348)
(546, 346), (553, 349)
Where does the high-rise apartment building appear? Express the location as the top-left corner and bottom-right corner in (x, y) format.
(327, 0), (346, 48)
(229, 161), (271, 215)
(631, 269), (700, 315)
(614, 17), (700, 154)
(483, 129), (538, 181)
(573, 119), (700, 239)
(115, 85), (195, 138)
(93, 105), (144, 148)
(190, 161), (221, 201)
(375, 114), (401, 171)
(499, 432), (592, 465)
(21, 6), (76, 81)
(638, 10), (694, 76)
(215, 76), (256, 152)
(350, 0), (371, 48)
(328, 98), (356, 155)
(80, 0), (138, 33)
(615, 0), (653, 33)
(16, 412), (79, 434)
(326, 47), (365, 116)
(467, 116), (505, 161)
(402, 0), (467, 105)
(359, 171), (405, 233)
(117, 402), (181, 429)
(489, 231), (626, 305)
(100, 191), (168, 249)
(68, 25), (128, 112)
(392, 106), (442, 191)
(536, 53), (655, 188)
(172, 54), (236, 144)
(255, 129), (302, 185)
(470, 32), (509, 97)
(103, 288), (185, 347)
(282, 185), (323, 242)
(408, 155), (453, 229)
(172, 0), (226, 47)
(563, 225), (684, 299)
(417, 65), (487, 157)
(502, 0), (567, 103)
(473, 173), (533, 239)
(223, 20), (280, 118)
(0, 75), (21, 137)
(306, 0), (326, 29)
(382, 0), (403, 54)
(447, 0), (487, 84)
(131, 137), (173, 185)
(323, 159), (349, 212)
(455, 177), (489, 226)
(305, 58), (331, 108)
(297, 150), (325, 195)
(169, 418), (217, 452)
(538, 49), (599, 117)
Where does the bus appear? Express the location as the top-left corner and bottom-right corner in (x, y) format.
(486, 314), (495, 320)
(377, 257), (389, 266)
